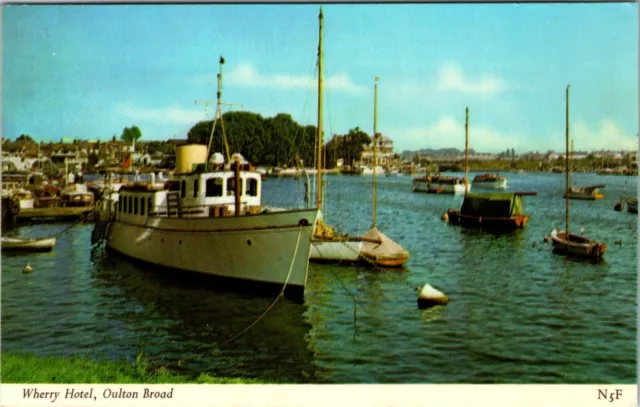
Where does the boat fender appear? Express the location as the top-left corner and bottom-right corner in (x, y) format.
(23, 263), (33, 274)
(416, 284), (449, 309)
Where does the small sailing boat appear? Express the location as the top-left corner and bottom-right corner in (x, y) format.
(563, 140), (604, 200)
(358, 77), (409, 267)
(309, 8), (407, 267)
(551, 85), (606, 260)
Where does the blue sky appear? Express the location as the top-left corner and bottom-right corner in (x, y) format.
(3, 3), (638, 153)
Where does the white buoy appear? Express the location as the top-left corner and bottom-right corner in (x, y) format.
(417, 284), (449, 308)
(580, 227), (585, 235)
(23, 263), (33, 274)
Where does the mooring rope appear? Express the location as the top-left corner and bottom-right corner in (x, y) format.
(218, 225), (304, 347)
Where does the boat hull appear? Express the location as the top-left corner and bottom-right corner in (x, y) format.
(412, 181), (468, 194)
(627, 199), (638, 214)
(310, 238), (362, 262)
(564, 193), (604, 200)
(551, 230), (606, 260)
(1, 237), (56, 251)
(447, 210), (528, 229)
(105, 209), (318, 294)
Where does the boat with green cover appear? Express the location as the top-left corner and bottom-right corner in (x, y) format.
(446, 191), (536, 230)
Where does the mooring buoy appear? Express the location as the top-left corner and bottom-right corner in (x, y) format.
(441, 212), (449, 222)
(416, 284), (449, 309)
(532, 241), (537, 248)
(614, 239), (622, 245)
(23, 263), (33, 274)
(580, 227), (585, 235)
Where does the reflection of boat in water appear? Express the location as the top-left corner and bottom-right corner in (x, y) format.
(90, 248), (314, 382)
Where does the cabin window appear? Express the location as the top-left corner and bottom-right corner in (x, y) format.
(247, 178), (258, 197)
(119, 197), (122, 213)
(181, 180), (186, 198)
(128, 196), (133, 214)
(140, 197), (145, 216)
(123, 195), (128, 213)
(206, 177), (223, 197)
(227, 178), (244, 196)
(134, 197), (138, 215)
(193, 179), (199, 198)
(148, 197), (153, 214)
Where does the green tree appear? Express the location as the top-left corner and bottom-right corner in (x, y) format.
(120, 125), (142, 142)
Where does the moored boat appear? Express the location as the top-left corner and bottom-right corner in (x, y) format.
(471, 173), (508, 190)
(446, 191), (536, 230)
(627, 198), (638, 214)
(412, 174), (468, 194)
(1, 236), (56, 251)
(551, 85), (605, 261)
(98, 58), (319, 300)
(60, 183), (95, 207)
(564, 184), (605, 200)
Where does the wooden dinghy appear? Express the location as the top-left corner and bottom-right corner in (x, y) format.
(550, 229), (606, 260)
(1, 236), (56, 252)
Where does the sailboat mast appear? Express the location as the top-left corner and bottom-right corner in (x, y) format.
(565, 85), (570, 236)
(372, 77), (379, 228)
(465, 107), (469, 187)
(316, 7), (324, 209)
(206, 57), (231, 167)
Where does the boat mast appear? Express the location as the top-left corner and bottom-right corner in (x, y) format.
(316, 7), (324, 210)
(565, 85), (570, 237)
(206, 57), (232, 168)
(465, 107), (469, 187)
(372, 77), (379, 228)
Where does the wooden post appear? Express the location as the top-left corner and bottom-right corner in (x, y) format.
(234, 160), (241, 216)
(565, 85), (570, 237)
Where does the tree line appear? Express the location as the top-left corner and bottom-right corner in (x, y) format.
(187, 111), (372, 168)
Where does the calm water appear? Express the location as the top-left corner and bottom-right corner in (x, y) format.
(2, 172), (637, 383)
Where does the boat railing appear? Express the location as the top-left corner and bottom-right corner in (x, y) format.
(149, 201), (262, 219)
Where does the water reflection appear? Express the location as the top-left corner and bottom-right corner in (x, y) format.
(88, 247), (315, 382)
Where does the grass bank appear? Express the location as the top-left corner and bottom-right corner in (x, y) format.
(2, 352), (266, 384)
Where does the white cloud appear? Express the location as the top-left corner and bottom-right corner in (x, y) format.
(224, 63), (366, 94)
(388, 116), (528, 153)
(117, 104), (206, 124)
(571, 119), (638, 151)
(436, 63), (508, 95)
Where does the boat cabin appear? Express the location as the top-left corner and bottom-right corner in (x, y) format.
(460, 192), (524, 218)
(116, 170), (263, 221)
